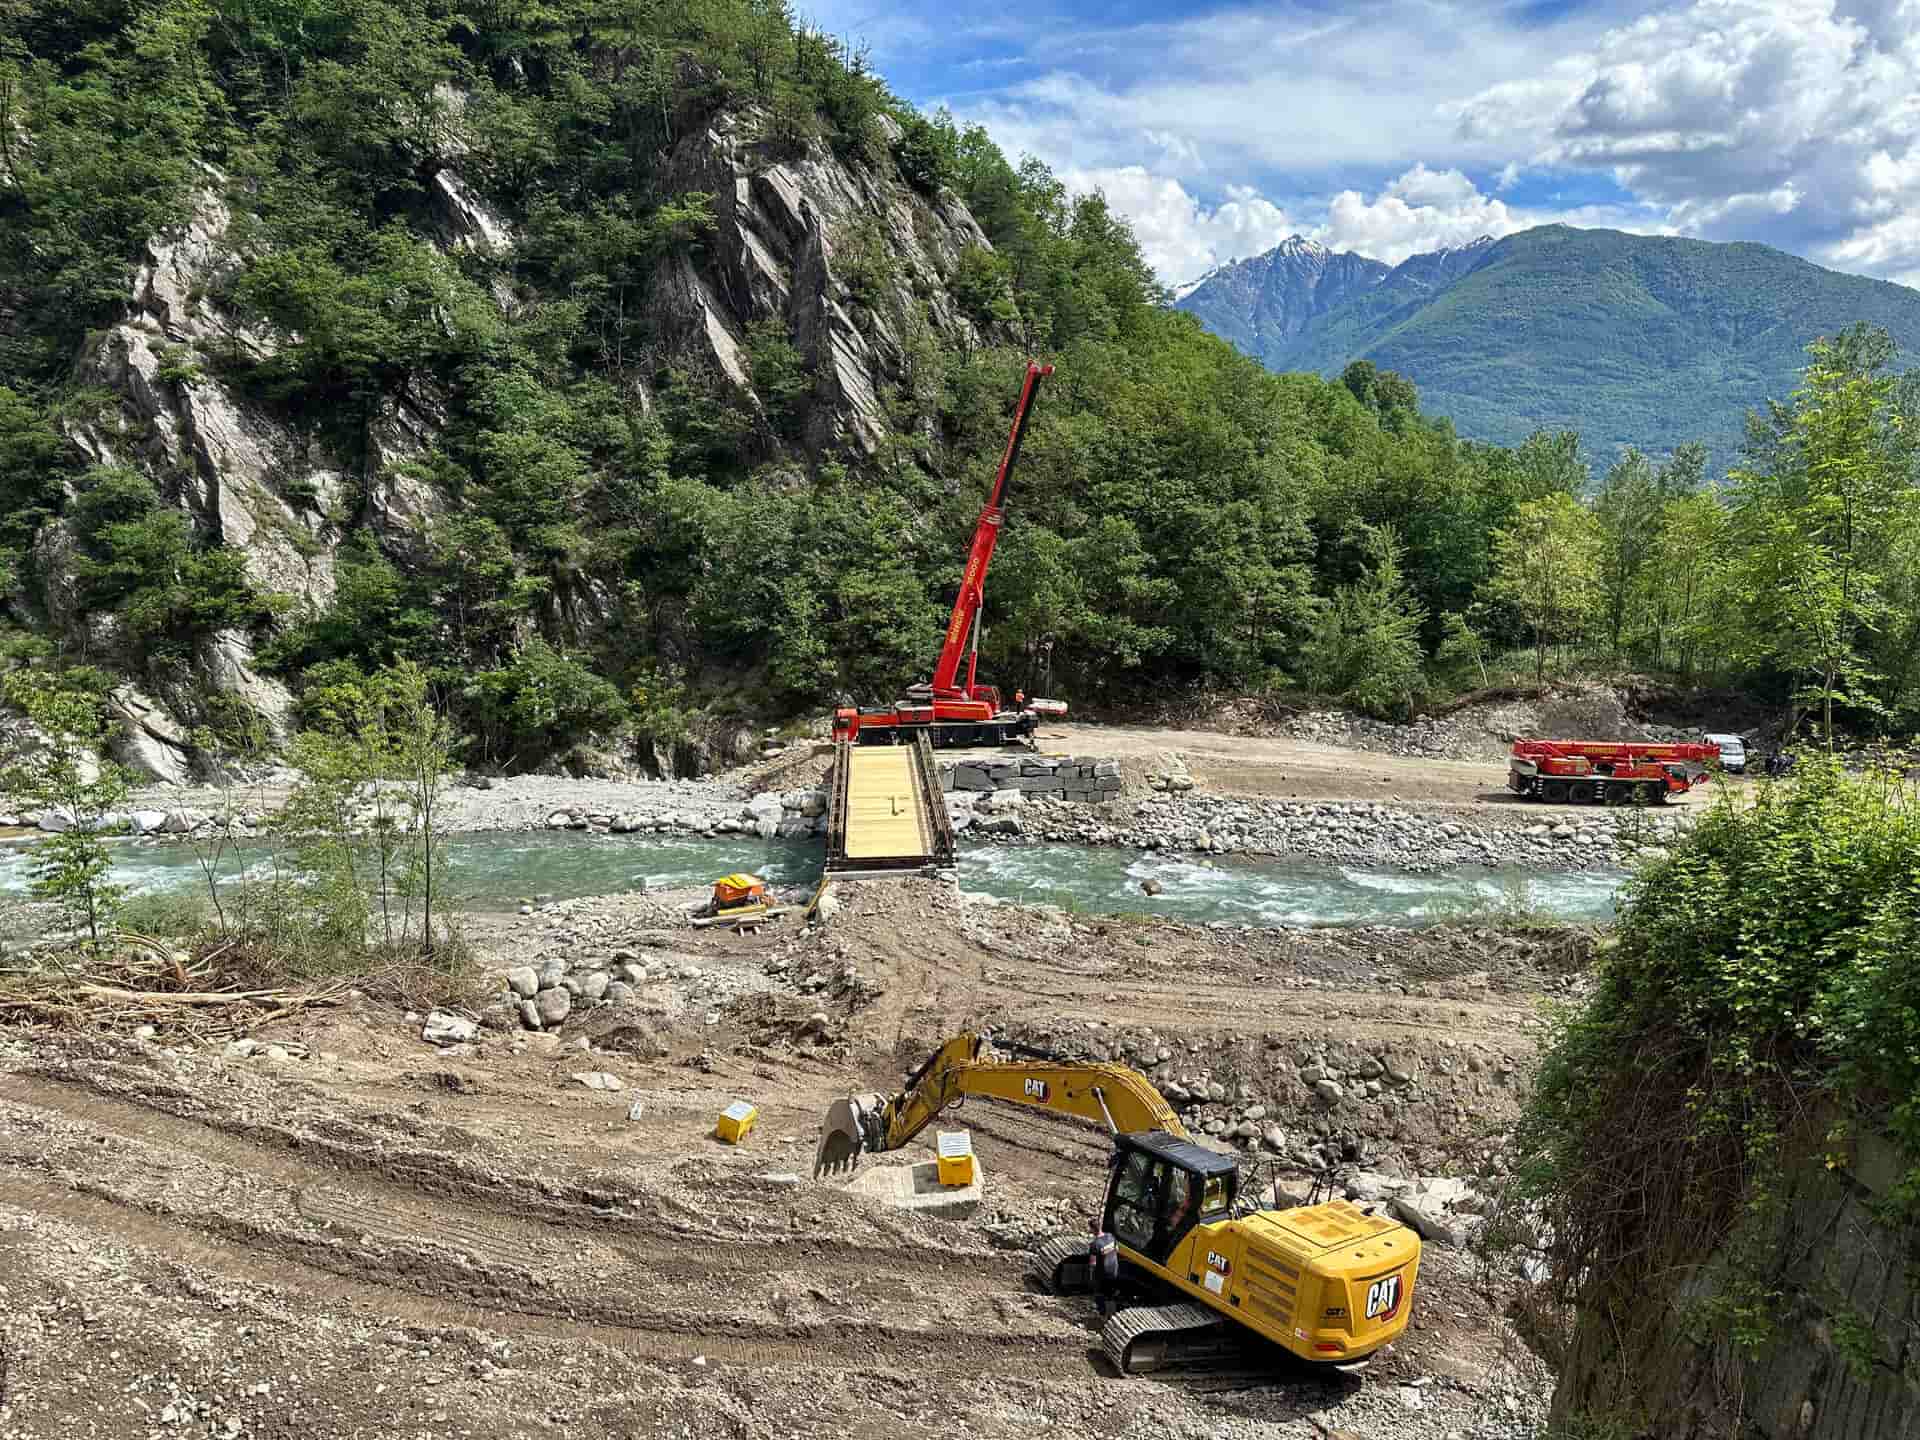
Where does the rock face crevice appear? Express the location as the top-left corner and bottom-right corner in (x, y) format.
(1554, 1132), (1919, 1439)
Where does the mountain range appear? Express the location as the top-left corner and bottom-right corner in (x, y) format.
(1173, 226), (1920, 462)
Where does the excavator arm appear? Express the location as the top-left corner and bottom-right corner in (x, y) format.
(814, 1032), (1189, 1176)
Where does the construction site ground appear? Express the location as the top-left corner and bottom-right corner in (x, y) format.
(0, 846), (1569, 1440)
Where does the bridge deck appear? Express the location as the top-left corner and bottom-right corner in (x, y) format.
(825, 737), (955, 873)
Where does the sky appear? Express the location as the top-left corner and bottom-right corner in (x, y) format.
(796, 0), (1920, 288)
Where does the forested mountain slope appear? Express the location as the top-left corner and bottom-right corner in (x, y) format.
(5, 2), (1920, 778)
(1178, 226), (1920, 462)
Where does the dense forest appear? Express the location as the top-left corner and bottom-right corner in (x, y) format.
(2, 0), (1919, 771)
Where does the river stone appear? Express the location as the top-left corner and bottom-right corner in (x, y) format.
(127, 809), (169, 836)
(518, 999), (542, 1030)
(1262, 1125), (1287, 1152)
(580, 971), (609, 1002)
(1313, 1078), (1345, 1104)
(505, 966), (539, 998)
(535, 988), (572, 1026)
(538, 961), (567, 988)
(605, 981), (634, 1005)
(422, 1010), (479, 1046)
(1205, 1080), (1227, 1103)
(1141, 878), (1164, 896)
(1162, 1081), (1190, 1103)
(546, 811), (572, 829)
(572, 1070), (622, 1091)
(1244, 1104), (1266, 1121)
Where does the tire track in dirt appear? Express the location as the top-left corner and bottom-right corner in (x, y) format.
(0, 1073), (1027, 1292)
(0, 1173), (1085, 1380)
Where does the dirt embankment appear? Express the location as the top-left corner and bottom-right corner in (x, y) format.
(1, 877), (1573, 1439)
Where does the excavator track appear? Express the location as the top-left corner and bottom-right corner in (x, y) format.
(1099, 1301), (1230, 1375)
(1025, 1234), (1089, 1294)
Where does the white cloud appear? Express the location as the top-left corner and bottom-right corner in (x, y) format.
(1061, 167), (1297, 284)
(1452, 0), (1920, 278)
(1312, 165), (1672, 265)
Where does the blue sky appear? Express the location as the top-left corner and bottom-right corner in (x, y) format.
(799, 0), (1920, 287)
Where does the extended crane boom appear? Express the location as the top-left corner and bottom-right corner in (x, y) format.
(830, 363), (1068, 747)
(930, 361), (1050, 701)
(815, 1032), (1422, 1375)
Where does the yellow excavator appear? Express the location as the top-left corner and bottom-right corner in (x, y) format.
(816, 1032), (1422, 1374)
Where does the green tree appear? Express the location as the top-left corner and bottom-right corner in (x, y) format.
(1727, 337), (1915, 740)
(1592, 448), (1662, 659)
(1301, 526), (1428, 717)
(1485, 492), (1602, 682)
(0, 672), (134, 945)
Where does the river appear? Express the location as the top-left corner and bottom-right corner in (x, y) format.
(0, 830), (1623, 928)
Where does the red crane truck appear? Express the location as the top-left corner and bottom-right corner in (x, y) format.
(1507, 739), (1721, 805)
(832, 362), (1068, 747)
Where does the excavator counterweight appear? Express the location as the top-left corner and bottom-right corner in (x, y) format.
(816, 1032), (1421, 1375)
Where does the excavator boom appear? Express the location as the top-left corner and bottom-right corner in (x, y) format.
(815, 1032), (1185, 1176)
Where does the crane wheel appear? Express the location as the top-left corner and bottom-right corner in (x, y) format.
(1542, 780), (1570, 803)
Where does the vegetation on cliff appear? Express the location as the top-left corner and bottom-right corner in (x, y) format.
(1510, 762), (1920, 1426)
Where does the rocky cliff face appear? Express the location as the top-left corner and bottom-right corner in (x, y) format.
(33, 107), (1005, 781)
(1173, 236), (1389, 367)
(1554, 1130), (1919, 1439)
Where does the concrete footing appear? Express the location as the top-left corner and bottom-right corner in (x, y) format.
(841, 1158), (984, 1218)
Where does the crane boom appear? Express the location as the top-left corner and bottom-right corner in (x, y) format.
(930, 361), (1052, 700)
(814, 1031), (1186, 1176)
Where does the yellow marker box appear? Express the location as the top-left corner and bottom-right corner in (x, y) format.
(936, 1130), (975, 1187)
(716, 1100), (758, 1144)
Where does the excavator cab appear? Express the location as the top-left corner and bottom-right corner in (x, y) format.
(1104, 1132), (1238, 1266)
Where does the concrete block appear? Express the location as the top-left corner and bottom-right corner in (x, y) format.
(1094, 760), (1121, 779)
(953, 764), (993, 791)
(988, 761), (1019, 782)
(842, 1158), (984, 1218)
(939, 769), (955, 792)
(1017, 774), (1064, 791)
(1020, 759), (1060, 776)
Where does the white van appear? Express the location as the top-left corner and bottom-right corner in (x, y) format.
(1704, 733), (1747, 773)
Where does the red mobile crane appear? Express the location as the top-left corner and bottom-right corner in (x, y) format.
(831, 361), (1068, 747)
(1507, 739), (1721, 804)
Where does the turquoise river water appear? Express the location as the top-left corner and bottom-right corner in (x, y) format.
(0, 829), (1624, 928)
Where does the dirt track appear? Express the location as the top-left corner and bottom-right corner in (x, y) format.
(0, 863), (1565, 1439)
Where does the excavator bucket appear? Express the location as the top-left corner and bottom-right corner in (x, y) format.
(813, 1096), (872, 1178)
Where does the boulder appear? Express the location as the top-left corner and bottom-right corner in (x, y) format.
(127, 809), (170, 836)
(1313, 1078), (1345, 1105)
(579, 971), (610, 1002)
(108, 686), (195, 785)
(571, 1070), (623, 1092)
(422, 1010), (479, 1046)
(535, 987), (572, 1027)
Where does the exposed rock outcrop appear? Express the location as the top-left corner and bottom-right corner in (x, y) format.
(36, 106), (1011, 769)
(657, 110), (1011, 455)
(1554, 1130), (1919, 1439)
